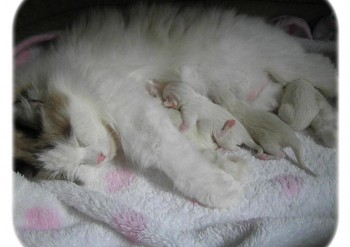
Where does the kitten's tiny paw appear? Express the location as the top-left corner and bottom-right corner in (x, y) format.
(256, 153), (272, 160)
(256, 153), (267, 160)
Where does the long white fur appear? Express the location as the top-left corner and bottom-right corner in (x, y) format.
(15, 4), (335, 207)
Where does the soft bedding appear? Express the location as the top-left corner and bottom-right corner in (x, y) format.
(13, 132), (336, 246)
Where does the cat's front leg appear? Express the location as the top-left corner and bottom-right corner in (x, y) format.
(38, 144), (87, 181)
(175, 164), (244, 208)
(116, 91), (245, 208)
(125, 116), (243, 208)
(158, 148), (244, 208)
(142, 142), (243, 208)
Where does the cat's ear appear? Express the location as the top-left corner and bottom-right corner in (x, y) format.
(15, 86), (72, 139)
(14, 87), (44, 136)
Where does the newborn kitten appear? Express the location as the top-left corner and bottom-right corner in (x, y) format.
(278, 79), (320, 131)
(211, 89), (317, 177)
(149, 80), (263, 155)
(278, 79), (337, 147)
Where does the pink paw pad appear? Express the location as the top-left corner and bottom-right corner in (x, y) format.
(25, 206), (61, 230)
(106, 168), (135, 193)
(113, 210), (147, 244)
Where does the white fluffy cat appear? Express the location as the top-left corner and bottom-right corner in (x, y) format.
(15, 4), (336, 208)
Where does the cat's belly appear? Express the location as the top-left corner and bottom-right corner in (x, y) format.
(166, 108), (218, 149)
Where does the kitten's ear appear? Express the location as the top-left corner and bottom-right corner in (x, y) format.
(220, 119), (236, 137)
(145, 80), (160, 97)
(152, 79), (168, 91)
(145, 79), (168, 97)
(223, 119), (236, 129)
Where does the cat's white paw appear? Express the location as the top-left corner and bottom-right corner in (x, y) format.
(201, 149), (250, 182)
(220, 154), (251, 181)
(178, 169), (243, 208)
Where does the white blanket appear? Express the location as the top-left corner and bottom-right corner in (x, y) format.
(13, 128), (336, 247)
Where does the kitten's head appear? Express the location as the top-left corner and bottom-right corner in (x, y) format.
(163, 82), (199, 110)
(14, 82), (118, 182)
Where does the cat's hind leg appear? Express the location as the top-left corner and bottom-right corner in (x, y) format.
(268, 53), (336, 97)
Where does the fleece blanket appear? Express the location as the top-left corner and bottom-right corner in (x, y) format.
(13, 133), (337, 247)
(13, 30), (337, 246)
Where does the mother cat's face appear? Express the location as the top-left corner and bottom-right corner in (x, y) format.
(14, 83), (118, 181)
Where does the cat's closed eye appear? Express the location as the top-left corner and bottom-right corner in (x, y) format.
(69, 134), (109, 165)
(73, 135), (87, 148)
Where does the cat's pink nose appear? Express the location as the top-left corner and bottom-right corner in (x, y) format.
(97, 153), (106, 164)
